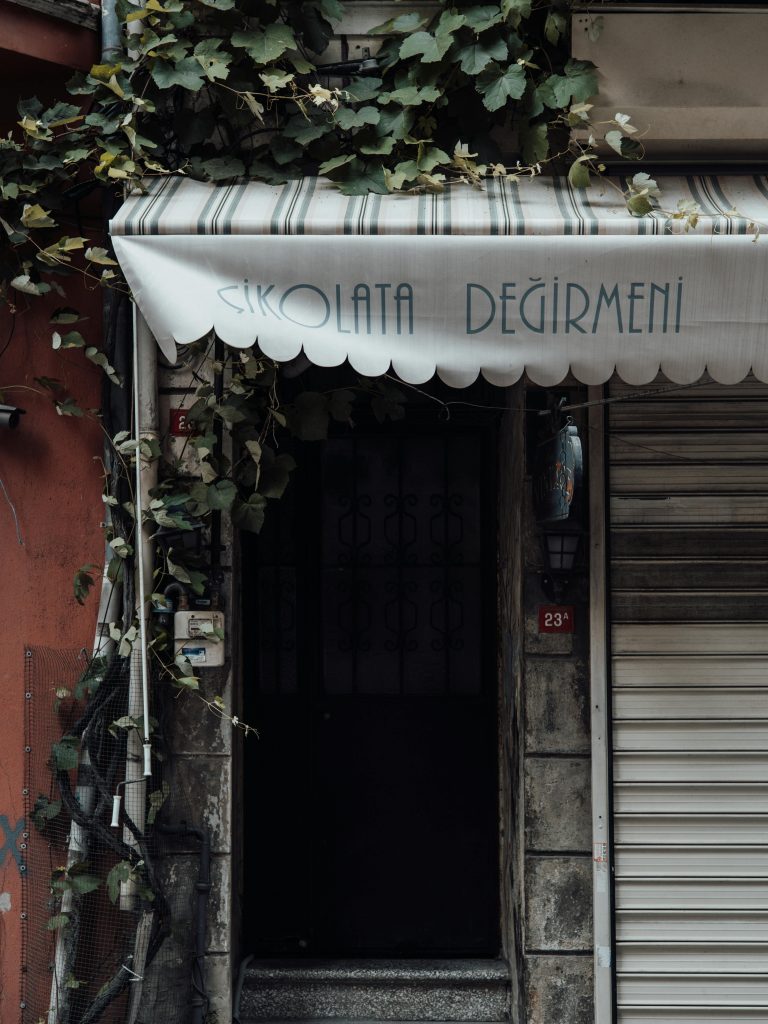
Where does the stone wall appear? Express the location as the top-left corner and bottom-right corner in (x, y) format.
(519, 392), (593, 1024)
(141, 355), (236, 1024)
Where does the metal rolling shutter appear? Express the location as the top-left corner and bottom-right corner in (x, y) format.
(608, 378), (768, 1024)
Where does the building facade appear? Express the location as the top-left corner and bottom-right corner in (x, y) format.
(3, 4), (768, 1024)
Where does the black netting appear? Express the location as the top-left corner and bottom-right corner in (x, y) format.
(22, 647), (208, 1024)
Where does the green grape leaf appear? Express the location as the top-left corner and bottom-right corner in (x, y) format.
(476, 62), (527, 112)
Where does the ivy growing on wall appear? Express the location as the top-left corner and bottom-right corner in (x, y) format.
(1, 0), (685, 680)
(0, 0), (645, 298)
(0, 0), (672, 687)
(4, 0), (598, 206)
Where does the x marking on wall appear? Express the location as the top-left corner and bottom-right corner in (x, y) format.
(0, 815), (24, 871)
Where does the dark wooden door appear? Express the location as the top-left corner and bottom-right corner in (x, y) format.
(242, 419), (499, 957)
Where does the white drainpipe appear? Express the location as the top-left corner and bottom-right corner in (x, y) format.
(49, 310), (158, 1019)
(120, 308), (158, 909)
(50, 0), (156, 1004)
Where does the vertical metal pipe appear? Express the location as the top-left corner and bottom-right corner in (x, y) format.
(192, 828), (212, 1024)
(588, 386), (614, 1024)
(101, 0), (122, 63)
(133, 309), (153, 768)
(120, 310), (158, 909)
(48, 7), (126, 1016)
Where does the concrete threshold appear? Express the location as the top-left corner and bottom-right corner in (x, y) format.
(239, 959), (511, 1023)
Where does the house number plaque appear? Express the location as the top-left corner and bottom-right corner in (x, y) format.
(169, 408), (194, 436)
(538, 606), (575, 633)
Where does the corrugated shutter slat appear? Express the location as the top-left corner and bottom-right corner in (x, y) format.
(608, 378), (768, 1021)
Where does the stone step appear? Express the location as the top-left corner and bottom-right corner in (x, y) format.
(238, 959), (511, 1022)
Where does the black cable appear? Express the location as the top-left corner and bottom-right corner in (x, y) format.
(0, 312), (16, 363)
(54, 649), (177, 1024)
(57, 775), (135, 863)
(76, 968), (130, 1024)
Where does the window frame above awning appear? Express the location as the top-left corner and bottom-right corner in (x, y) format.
(110, 174), (768, 387)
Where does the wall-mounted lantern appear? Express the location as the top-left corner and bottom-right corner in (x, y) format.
(543, 527), (581, 572)
(533, 420), (584, 603)
(540, 524), (582, 603)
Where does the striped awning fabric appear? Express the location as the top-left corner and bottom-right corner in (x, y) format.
(110, 175), (768, 385)
(111, 174), (768, 237)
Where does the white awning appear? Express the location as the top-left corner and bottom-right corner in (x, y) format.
(110, 175), (768, 387)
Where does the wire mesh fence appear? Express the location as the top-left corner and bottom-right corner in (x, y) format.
(22, 647), (207, 1024)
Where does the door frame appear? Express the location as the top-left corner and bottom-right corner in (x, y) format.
(238, 401), (507, 959)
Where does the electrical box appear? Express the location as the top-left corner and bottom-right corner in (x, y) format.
(174, 610), (225, 668)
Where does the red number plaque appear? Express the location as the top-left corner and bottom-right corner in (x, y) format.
(169, 408), (193, 436)
(538, 606), (575, 633)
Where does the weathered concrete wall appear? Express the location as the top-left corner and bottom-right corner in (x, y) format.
(149, 357), (237, 1024)
(520, 391), (593, 1024)
(142, 666), (235, 1024)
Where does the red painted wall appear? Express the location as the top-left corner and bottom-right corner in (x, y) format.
(0, 283), (104, 1024)
(0, 11), (104, 1023)
(0, 4), (99, 72)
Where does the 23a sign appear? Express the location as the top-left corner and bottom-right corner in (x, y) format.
(538, 606), (575, 633)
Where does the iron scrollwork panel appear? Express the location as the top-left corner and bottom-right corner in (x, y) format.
(321, 432), (486, 697)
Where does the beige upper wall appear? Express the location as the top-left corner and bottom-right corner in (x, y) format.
(572, 7), (768, 159)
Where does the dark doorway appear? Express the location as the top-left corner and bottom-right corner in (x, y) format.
(242, 411), (499, 957)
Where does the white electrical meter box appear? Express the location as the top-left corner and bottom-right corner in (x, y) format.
(174, 610), (225, 668)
